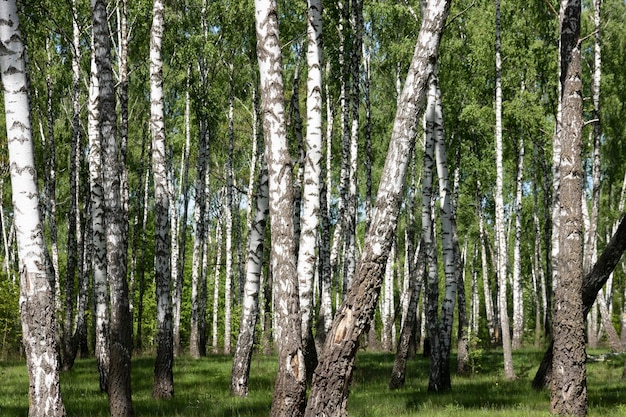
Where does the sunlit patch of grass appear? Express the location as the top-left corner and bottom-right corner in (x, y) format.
(1, 348), (625, 416)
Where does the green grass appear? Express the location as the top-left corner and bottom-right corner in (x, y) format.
(1, 349), (626, 416)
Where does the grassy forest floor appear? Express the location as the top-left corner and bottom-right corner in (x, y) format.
(1, 348), (626, 416)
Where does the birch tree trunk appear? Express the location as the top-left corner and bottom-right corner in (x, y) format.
(62, 0), (83, 370)
(389, 240), (424, 389)
(231, 159), (268, 396)
(477, 181), (496, 344)
(254, 1), (306, 414)
(550, 0), (586, 413)
(533, 216), (626, 390)
(494, 0), (515, 380)
(212, 219), (223, 354)
(305, 1), (451, 413)
(92, 1), (134, 414)
(88, 41), (110, 394)
(224, 71), (235, 355)
(150, 0), (174, 399)
(0, 2), (67, 414)
(190, 102), (209, 360)
(297, 0), (323, 380)
(512, 137), (524, 349)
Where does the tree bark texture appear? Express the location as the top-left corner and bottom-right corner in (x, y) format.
(231, 159), (268, 396)
(0, 2), (67, 415)
(150, 0), (174, 399)
(92, 0), (134, 414)
(550, 0), (586, 414)
(254, 0), (307, 415)
(533, 215), (626, 390)
(304, 1), (451, 414)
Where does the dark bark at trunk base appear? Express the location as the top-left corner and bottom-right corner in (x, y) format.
(532, 215), (626, 390)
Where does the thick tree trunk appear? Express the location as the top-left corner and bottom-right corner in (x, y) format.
(254, 1), (307, 415)
(93, 1), (134, 414)
(550, 0), (585, 414)
(0, 2), (67, 414)
(150, 0), (174, 399)
(304, 2), (451, 414)
(533, 215), (626, 390)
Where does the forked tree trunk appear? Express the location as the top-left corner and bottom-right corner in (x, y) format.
(254, 1), (307, 415)
(304, 2), (451, 414)
(150, 0), (174, 399)
(0, 2), (67, 415)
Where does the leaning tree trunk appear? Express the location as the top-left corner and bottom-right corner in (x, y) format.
(304, 1), (451, 414)
(254, 1), (307, 416)
(0, 2), (67, 415)
(150, 0), (174, 400)
(231, 159), (268, 396)
(92, 1), (134, 415)
(550, 0), (585, 414)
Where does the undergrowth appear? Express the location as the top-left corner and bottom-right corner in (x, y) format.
(1, 349), (625, 416)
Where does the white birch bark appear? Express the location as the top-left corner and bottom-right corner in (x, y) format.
(306, 0), (452, 409)
(255, 0), (306, 414)
(190, 103), (209, 359)
(88, 42), (110, 393)
(212, 219), (223, 354)
(512, 137), (524, 349)
(92, 0), (134, 413)
(150, 0), (174, 398)
(494, 0), (515, 379)
(0, 2), (66, 414)
(297, 0), (323, 374)
(231, 159), (268, 396)
(224, 73), (235, 355)
(477, 181), (495, 343)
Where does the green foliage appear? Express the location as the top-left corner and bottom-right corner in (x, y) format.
(0, 274), (20, 357)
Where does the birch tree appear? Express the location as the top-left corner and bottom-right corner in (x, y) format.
(88, 42), (110, 394)
(150, 0), (174, 399)
(550, 0), (586, 414)
(297, 0), (323, 378)
(494, 0), (515, 379)
(231, 159), (268, 396)
(92, 0), (134, 414)
(254, 0), (306, 414)
(0, 1), (66, 415)
(305, 0), (451, 413)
